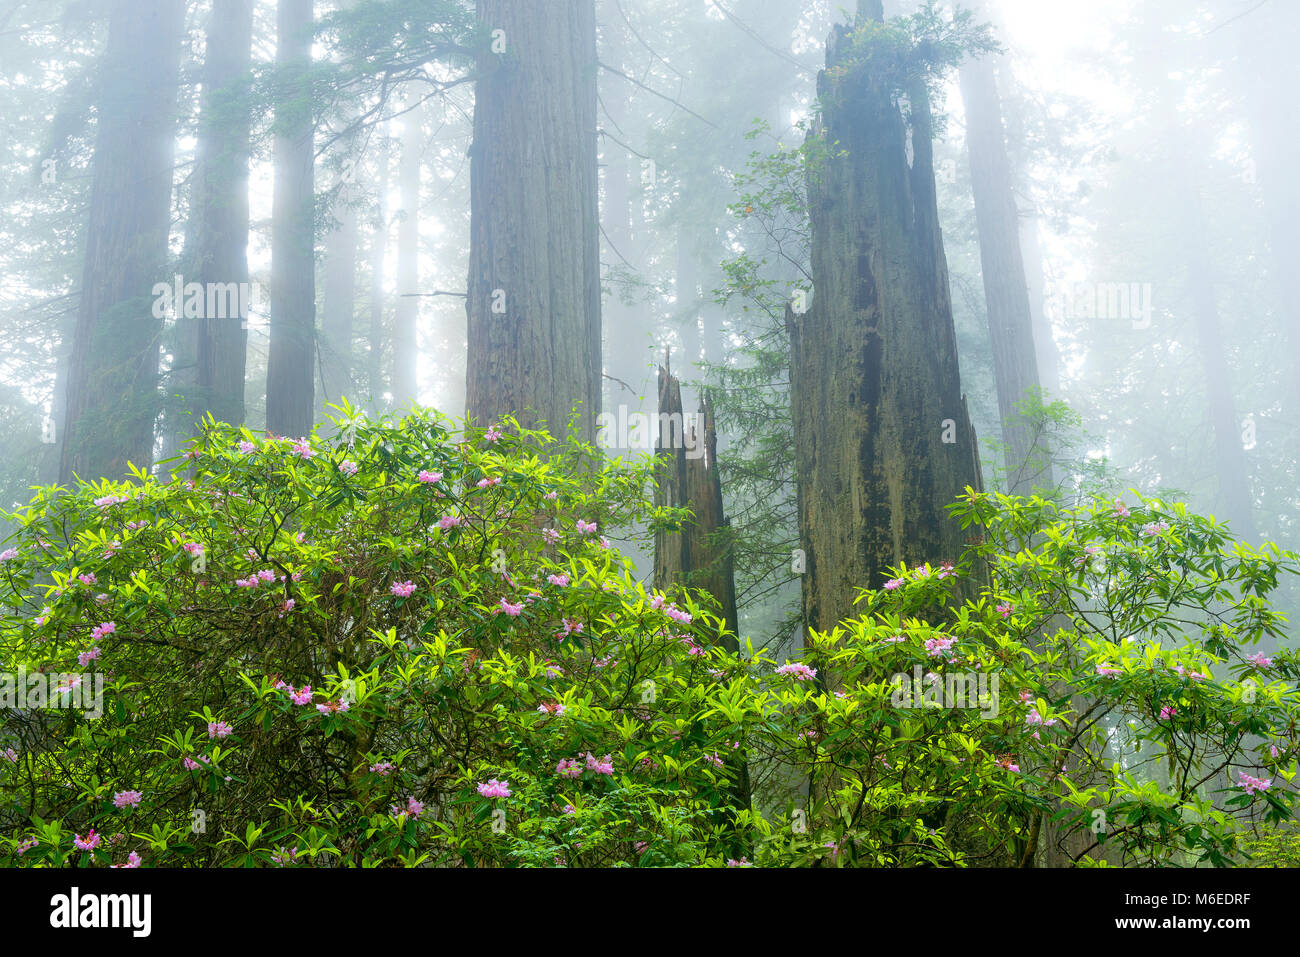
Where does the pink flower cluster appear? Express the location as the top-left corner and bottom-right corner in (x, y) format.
(1238, 772), (1271, 795)
(776, 662), (817, 681)
(316, 699), (349, 715)
(391, 580), (416, 597)
(113, 790), (143, 809)
(418, 469), (443, 484)
(208, 721), (233, 739)
(477, 779), (511, 798)
(924, 636), (955, 657)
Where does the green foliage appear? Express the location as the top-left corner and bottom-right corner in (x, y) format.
(1, 412), (1296, 866)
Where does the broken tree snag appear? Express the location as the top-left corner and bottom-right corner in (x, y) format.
(789, 8), (982, 638)
(652, 366), (740, 652)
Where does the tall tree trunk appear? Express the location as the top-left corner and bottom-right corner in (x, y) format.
(790, 6), (982, 636)
(465, 0), (601, 441)
(194, 0), (254, 432)
(961, 51), (1049, 494)
(266, 0), (316, 438)
(392, 101), (421, 406)
(59, 0), (184, 484)
(319, 183), (358, 420)
(368, 121), (390, 415)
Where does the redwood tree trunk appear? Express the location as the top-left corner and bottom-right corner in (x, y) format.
(392, 103), (421, 406)
(790, 7), (982, 636)
(319, 182), (358, 420)
(368, 123), (390, 414)
(960, 51), (1049, 494)
(59, 0), (184, 483)
(465, 0), (601, 441)
(266, 0), (316, 438)
(195, 0), (254, 432)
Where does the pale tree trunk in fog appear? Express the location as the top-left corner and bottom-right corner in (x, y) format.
(60, 0), (184, 483)
(790, 1), (982, 637)
(961, 51), (1050, 494)
(392, 102), (421, 407)
(319, 184), (358, 421)
(1234, 6), (1300, 408)
(465, 0), (601, 441)
(368, 123), (389, 415)
(266, 0), (316, 438)
(676, 226), (702, 375)
(194, 0), (254, 433)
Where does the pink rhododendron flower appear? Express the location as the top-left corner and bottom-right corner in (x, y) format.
(316, 699), (349, 715)
(257, 569), (276, 582)
(238, 440), (256, 454)
(1160, 705), (1177, 720)
(73, 829), (100, 851)
(665, 605), (692, 624)
(937, 561), (955, 578)
(556, 758), (583, 778)
(208, 721), (233, 739)
(418, 469), (443, 484)
(484, 426), (502, 442)
(16, 838), (37, 856)
(477, 779), (511, 798)
(544, 490), (558, 501)
(498, 598), (524, 616)
(438, 514), (464, 530)
(111, 851), (143, 869)
(0, 548), (19, 561)
(476, 476), (501, 488)
(1141, 521), (1170, 536)
(585, 753), (615, 775)
(391, 580), (416, 597)
(78, 573), (97, 586)
(78, 647), (101, 667)
(1096, 664), (1121, 676)
(925, 636), (955, 657)
(2, 747), (18, 762)
(182, 542), (204, 556)
(289, 685), (313, 706)
(339, 460), (358, 476)
(1238, 772), (1272, 795)
(776, 662), (817, 681)
(575, 520), (597, 536)
(883, 578), (904, 590)
(537, 701), (567, 716)
(726, 857), (752, 867)
(547, 573), (570, 587)
(291, 440), (314, 459)
(1247, 653), (1272, 668)
(113, 790), (143, 809)
(996, 603), (1013, 618)
(183, 756), (201, 771)
(370, 762), (394, 775)
(1112, 500), (1130, 517)
(542, 527), (561, 544)
(90, 621), (115, 641)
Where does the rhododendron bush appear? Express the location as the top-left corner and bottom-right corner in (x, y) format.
(0, 409), (1298, 867)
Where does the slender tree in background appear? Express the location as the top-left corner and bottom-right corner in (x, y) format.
(59, 0), (185, 483)
(266, 0), (316, 438)
(193, 0), (254, 433)
(368, 119), (390, 415)
(319, 177), (358, 421)
(465, 0), (601, 441)
(392, 100), (421, 406)
(960, 39), (1049, 493)
(790, 1), (982, 635)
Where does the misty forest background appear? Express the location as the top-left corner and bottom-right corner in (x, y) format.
(2, 0), (1300, 868)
